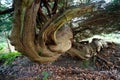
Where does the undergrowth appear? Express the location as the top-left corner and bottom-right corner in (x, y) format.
(0, 51), (21, 64)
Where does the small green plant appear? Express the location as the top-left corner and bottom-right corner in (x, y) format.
(0, 47), (4, 54)
(0, 47), (3, 50)
(81, 60), (91, 68)
(0, 51), (21, 64)
(42, 71), (49, 80)
(0, 43), (6, 54)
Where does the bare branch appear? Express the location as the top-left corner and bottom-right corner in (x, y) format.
(52, 0), (59, 14)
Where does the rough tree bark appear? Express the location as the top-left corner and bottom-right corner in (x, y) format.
(10, 0), (94, 63)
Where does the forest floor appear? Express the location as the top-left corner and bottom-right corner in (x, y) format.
(0, 43), (120, 80)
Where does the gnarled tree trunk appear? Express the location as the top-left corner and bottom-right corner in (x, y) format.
(10, 0), (94, 63)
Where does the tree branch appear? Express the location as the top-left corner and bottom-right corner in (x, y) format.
(41, 5), (94, 45)
(52, 0), (59, 15)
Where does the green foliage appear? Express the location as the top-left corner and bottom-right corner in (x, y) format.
(0, 14), (13, 32)
(0, 47), (3, 50)
(81, 60), (91, 68)
(0, 43), (6, 53)
(0, 52), (21, 64)
(105, 0), (120, 12)
(0, 0), (13, 33)
(0, 47), (4, 54)
(42, 71), (49, 80)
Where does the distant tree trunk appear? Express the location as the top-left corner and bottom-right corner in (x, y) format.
(10, 0), (94, 63)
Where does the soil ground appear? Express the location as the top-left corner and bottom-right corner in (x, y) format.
(0, 43), (120, 80)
